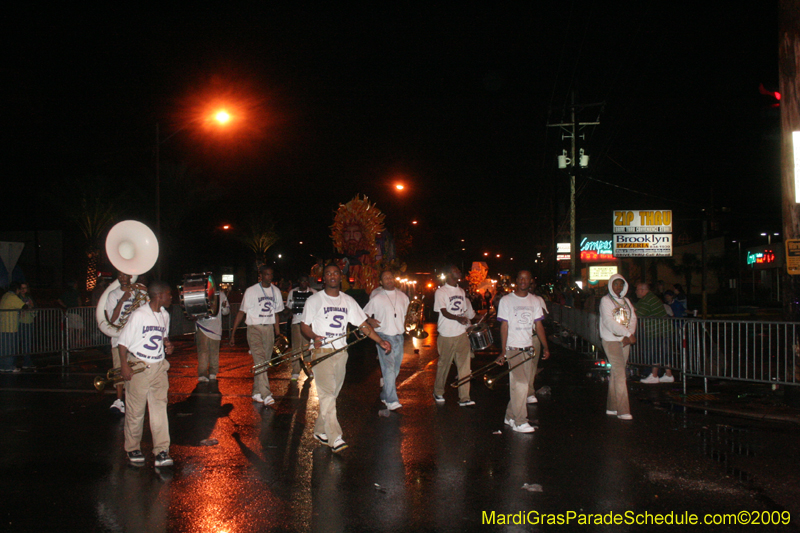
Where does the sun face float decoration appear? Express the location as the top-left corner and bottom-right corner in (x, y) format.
(330, 195), (385, 294)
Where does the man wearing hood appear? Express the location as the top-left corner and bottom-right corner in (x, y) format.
(599, 274), (637, 420)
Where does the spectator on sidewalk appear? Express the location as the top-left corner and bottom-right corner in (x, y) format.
(635, 282), (674, 383)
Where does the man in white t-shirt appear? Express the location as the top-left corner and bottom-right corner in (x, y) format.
(286, 275), (316, 381)
(104, 272), (147, 414)
(495, 270), (550, 433)
(230, 265), (285, 407)
(195, 281), (230, 382)
(433, 264), (477, 406)
(364, 270), (410, 411)
(118, 281), (174, 467)
(301, 263), (390, 453)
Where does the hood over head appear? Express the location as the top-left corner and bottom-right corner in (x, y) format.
(608, 273), (628, 298)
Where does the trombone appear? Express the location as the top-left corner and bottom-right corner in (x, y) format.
(306, 329), (370, 369)
(449, 347), (533, 389)
(252, 330), (352, 375)
(94, 361), (147, 391)
(483, 348), (535, 390)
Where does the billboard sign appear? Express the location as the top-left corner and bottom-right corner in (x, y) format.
(613, 210), (672, 233)
(557, 242), (571, 262)
(613, 233), (672, 257)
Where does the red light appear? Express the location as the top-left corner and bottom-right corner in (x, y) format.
(775, 91), (782, 101)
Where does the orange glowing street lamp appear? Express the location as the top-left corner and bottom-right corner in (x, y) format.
(214, 110), (231, 125)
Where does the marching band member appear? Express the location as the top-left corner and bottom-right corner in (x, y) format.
(118, 281), (174, 467)
(286, 275), (316, 381)
(599, 274), (637, 420)
(230, 265), (284, 406)
(432, 265), (476, 406)
(364, 270), (409, 411)
(495, 270), (550, 433)
(301, 264), (390, 452)
(105, 272), (144, 414)
(195, 278), (229, 382)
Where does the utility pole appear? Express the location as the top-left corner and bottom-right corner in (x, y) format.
(779, 0), (800, 320)
(547, 91), (601, 284)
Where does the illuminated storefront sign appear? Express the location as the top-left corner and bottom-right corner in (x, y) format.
(589, 265), (618, 280)
(580, 235), (614, 262)
(557, 242), (571, 262)
(613, 233), (672, 257)
(746, 246), (783, 270)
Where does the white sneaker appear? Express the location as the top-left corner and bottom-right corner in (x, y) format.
(458, 399), (476, 407)
(606, 410), (617, 416)
(640, 375), (660, 384)
(263, 395), (275, 406)
(617, 414), (633, 420)
(110, 399), (125, 414)
(385, 401), (402, 411)
(209, 374), (217, 380)
(332, 437), (348, 453)
(526, 395), (538, 404)
(659, 374), (675, 383)
(433, 394), (445, 404)
(314, 433), (328, 444)
(512, 422), (536, 433)
(291, 374), (299, 381)
(252, 393), (264, 403)
(504, 417), (513, 426)
(198, 376), (209, 383)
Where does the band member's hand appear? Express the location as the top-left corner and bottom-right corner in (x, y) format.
(379, 340), (391, 353)
(541, 349), (551, 360)
(120, 363), (133, 382)
(457, 316), (470, 326)
(627, 335), (637, 345)
(366, 317), (381, 329)
(164, 339), (174, 355)
(313, 336), (324, 349)
(229, 336), (236, 347)
(494, 353), (506, 365)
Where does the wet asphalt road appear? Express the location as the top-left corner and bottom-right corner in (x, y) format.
(1, 323), (800, 533)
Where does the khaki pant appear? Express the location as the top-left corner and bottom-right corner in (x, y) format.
(248, 325), (274, 398)
(312, 347), (348, 445)
(602, 340), (630, 416)
(505, 348), (534, 425)
(527, 336), (541, 396)
(290, 323), (310, 376)
(196, 330), (220, 377)
(124, 358), (170, 455)
(434, 333), (472, 402)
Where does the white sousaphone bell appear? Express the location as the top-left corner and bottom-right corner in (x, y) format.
(95, 221), (159, 337)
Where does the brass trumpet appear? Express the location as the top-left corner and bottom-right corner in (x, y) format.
(449, 348), (532, 388)
(94, 361), (147, 392)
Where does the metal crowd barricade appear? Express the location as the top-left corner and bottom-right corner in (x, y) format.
(548, 303), (799, 389)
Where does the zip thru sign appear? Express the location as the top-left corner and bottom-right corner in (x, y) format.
(613, 210), (672, 233)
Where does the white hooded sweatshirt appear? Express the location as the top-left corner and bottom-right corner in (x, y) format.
(599, 273), (638, 342)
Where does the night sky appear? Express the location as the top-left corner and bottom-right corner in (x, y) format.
(1, 3), (782, 282)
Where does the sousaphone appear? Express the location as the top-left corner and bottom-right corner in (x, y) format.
(95, 221), (159, 337)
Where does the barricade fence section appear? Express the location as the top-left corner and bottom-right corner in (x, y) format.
(548, 303), (799, 387)
(0, 303), (270, 368)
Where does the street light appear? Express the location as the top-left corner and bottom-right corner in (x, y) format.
(155, 108), (235, 277)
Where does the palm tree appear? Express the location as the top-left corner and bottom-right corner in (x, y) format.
(239, 214), (279, 268)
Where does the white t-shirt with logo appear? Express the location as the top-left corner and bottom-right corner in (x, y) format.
(363, 289), (409, 336)
(286, 287), (317, 325)
(301, 291), (367, 350)
(105, 286), (137, 348)
(196, 291), (230, 341)
(240, 283), (285, 326)
(434, 283), (476, 338)
(497, 292), (545, 348)
(117, 305), (171, 363)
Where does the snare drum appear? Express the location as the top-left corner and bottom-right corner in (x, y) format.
(468, 322), (493, 352)
(180, 273), (216, 319)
